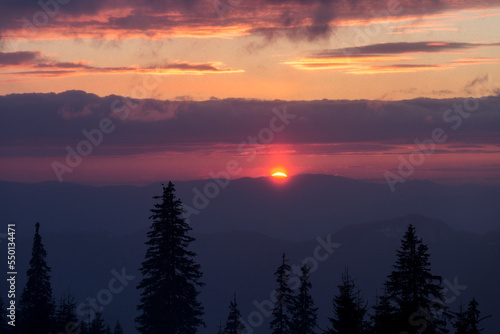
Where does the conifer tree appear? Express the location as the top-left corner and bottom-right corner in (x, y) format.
(215, 319), (224, 334)
(78, 298), (94, 334)
(89, 311), (107, 334)
(371, 290), (396, 334)
(385, 224), (447, 334)
(270, 253), (294, 334)
(18, 222), (55, 333)
(453, 298), (491, 334)
(224, 294), (245, 334)
(136, 182), (204, 334)
(55, 291), (78, 333)
(290, 265), (318, 334)
(328, 268), (366, 334)
(79, 319), (90, 334)
(454, 302), (468, 334)
(114, 320), (124, 334)
(105, 325), (112, 334)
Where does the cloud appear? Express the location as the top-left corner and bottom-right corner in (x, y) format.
(463, 74), (500, 97)
(0, 51), (41, 66)
(291, 143), (398, 155)
(353, 63), (448, 74)
(313, 42), (500, 57)
(1, 0), (499, 43)
(284, 41), (500, 74)
(0, 51), (243, 77)
(1, 91), (500, 158)
(432, 89), (454, 96)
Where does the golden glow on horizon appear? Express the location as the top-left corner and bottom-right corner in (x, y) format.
(272, 172), (288, 178)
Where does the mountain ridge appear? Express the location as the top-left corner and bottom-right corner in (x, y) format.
(1, 174), (500, 240)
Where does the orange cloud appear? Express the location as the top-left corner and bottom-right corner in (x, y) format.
(349, 64), (448, 75)
(0, 51), (244, 78)
(284, 41), (500, 74)
(284, 55), (410, 70)
(453, 57), (500, 65)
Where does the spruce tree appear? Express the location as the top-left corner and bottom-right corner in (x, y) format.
(385, 224), (447, 334)
(114, 320), (124, 334)
(224, 294), (245, 334)
(105, 325), (112, 334)
(452, 298), (491, 334)
(89, 311), (107, 334)
(453, 302), (468, 334)
(328, 268), (366, 334)
(371, 290), (396, 334)
(79, 298), (94, 334)
(215, 319), (224, 334)
(55, 291), (79, 333)
(136, 182), (204, 334)
(79, 320), (90, 334)
(18, 222), (55, 333)
(290, 265), (318, 334)
(270, 253), (294, 334)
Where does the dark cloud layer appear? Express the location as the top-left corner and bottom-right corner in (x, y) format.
(1, 0), (498, 42)
(0, 51), (40, 66)
(1, 90), (499, 157)
(313, 42), (500, 58)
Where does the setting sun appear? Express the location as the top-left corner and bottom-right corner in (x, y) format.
(272, 172), (288, 178)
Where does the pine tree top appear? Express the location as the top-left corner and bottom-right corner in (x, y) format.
(224, 293), (245, 334)
(384, 224), (446, 333)
(18, 222), (55, 333)
(136, 182), (205, 334)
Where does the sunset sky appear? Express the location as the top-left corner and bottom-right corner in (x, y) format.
(1, 0), (499, 186)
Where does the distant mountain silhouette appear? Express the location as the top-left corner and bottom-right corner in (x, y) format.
(1, 174), (500, 239)
(1, 213), (498, 334)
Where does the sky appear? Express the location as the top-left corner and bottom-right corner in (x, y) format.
(0, 0), (499, 185)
